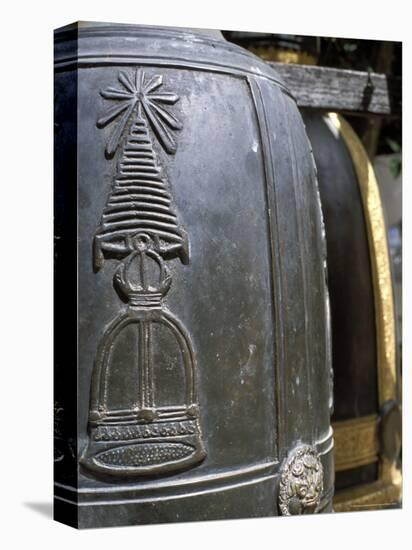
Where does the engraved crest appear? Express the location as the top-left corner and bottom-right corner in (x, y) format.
(278, 445), (323, 515)
(81, 69), (206, 477)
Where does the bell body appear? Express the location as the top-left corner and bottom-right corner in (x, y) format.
(54, 22), (333, 528)
(302, 112), (401, 510)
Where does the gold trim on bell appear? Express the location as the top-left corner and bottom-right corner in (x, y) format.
(327, 113), (401, 509)
(328, 114), (396, 407)
(248, 46), (317, 65)
(333, 465), (402, 512)
(332, 415), (379, 472)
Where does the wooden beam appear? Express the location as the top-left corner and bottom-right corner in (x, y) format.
(269, 62), (401, 117)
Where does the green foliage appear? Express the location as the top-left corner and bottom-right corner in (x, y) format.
(389, 157), (402, 179)
(385, 138), (402, 178)
(386, 138), (401, 154)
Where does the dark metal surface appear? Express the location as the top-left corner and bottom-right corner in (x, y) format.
(303, 112), (378, 420)
(54, 22), (333, 528)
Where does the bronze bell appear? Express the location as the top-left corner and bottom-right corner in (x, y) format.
(54, 22), (333, 528)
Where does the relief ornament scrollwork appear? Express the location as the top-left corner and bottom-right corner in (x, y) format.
(278, 445), (323, 515)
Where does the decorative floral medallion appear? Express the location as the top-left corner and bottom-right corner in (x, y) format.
(278, 445), (323, 515)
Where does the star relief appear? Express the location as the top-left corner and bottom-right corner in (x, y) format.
(97, 68), (183, 157)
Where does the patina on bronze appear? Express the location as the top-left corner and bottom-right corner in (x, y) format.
(54, 22), (333, 528)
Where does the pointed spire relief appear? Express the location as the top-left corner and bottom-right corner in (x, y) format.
(82, 68), (205, 478)
(94, 69), (189, 270)
(97, 69), (182, 157)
